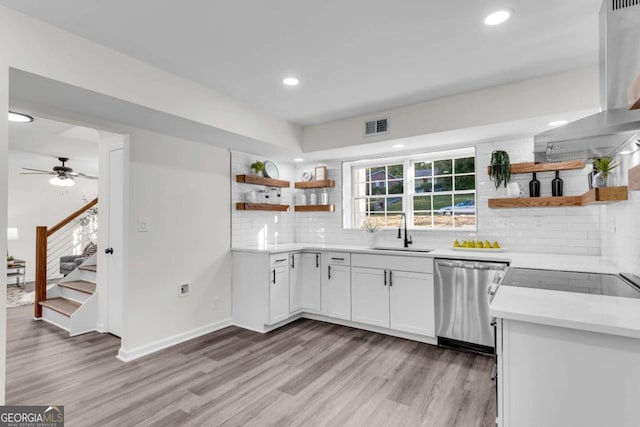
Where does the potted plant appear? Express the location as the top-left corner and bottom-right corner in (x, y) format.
(7, 255), (15, 267)
(592, 156), (619, 188)
(250, 161), (264, 175)
(361, 218), (380, 247)
(489, 150), (511, 190)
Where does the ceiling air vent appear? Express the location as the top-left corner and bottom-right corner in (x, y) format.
(613, 0), (640, 10)
(365, 117), (389, 136)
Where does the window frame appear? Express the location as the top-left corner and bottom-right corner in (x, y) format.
(343, 147), (477, 231)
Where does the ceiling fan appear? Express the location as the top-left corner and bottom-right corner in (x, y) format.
(21, 157), (97, 187)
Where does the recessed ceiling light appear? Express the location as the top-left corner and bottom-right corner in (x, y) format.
(619, 150), (633, 155)
(8, 111), (34, 123)
(294, 158), (305, 162)
(484, 10), (511, 26)
(548, 120), (568, 127)
(282, 77), (300, 86)
(393, 144), (405, 148)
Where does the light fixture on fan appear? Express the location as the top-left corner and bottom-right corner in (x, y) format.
(49, 176), (75, 187)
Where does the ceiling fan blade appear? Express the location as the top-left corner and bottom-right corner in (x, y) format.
(21, 167), (53, 173)
(20, 172), (52, 175)
(77, 172), (98, 179)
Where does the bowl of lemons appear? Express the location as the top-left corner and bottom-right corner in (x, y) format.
(452, 239), (503, 251)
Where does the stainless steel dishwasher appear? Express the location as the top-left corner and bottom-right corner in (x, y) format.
(435, 258), (508, 353)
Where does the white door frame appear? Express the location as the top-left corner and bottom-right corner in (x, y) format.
(97, 133), (129, 341)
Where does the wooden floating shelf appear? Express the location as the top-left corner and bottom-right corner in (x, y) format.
(236, 203), (290, 212)
(236, 174), (290, 188)
(631, 99), (640, 110)
(629, 164), (640, 191)
(294, 204), (335, 212)
(488, 186), (628, 209)
(294, 180), (336, 189)
(487, 160), (585, 175)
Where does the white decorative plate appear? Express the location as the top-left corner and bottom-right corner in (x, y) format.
(301, 170), (313, 181)
(263, 161), (279, 179)
(451, 247), (506, 252)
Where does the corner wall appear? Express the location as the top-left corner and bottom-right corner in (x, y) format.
(119, 130), (232, 359)
(0, 60), (8, 404)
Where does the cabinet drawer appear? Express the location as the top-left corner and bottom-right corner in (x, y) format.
(270, 254), (291, 268)
(326, 252), (350, 265)
(351, 253), (433, 274)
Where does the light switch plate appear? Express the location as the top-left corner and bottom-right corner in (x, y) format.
(138, 217), (149, 232)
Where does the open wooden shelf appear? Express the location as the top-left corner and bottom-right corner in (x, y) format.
(236, 203), (290, 212)
(294, 180), (336, 189)
(487, 160), (585, 175)
(629, 164), (640, 191)
(236, 174), (290, 188)
(488, 186), (628, 209)
(294, 204), (335, 212)
(631, 98), (640, 110)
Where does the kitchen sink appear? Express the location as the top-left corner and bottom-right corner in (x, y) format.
(371, 247), (434, 253)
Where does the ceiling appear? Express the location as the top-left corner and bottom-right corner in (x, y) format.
(0, 0), (602, 126)
(9, 116), (99, 175)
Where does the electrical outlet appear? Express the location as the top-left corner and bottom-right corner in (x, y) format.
(179, 283), (190, 296)
(212, 298), (219, 310)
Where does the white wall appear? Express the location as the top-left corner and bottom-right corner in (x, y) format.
(600, 151), (640, 275)
(121, 130), (232, 356)
(7, 151), (98, 281)
(292, 137), (601, 256)
(231, 152), (296, 248)
(303, 66), (599, 153)
(0, 58), (8, 404)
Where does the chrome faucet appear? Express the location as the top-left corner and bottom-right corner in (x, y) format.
(397, 212), (413, 248)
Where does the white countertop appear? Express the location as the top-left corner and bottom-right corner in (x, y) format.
(490, 286), (640, 339)
(232, 243), (622, 274)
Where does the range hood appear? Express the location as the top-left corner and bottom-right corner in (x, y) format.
(534, 0), (640, 163)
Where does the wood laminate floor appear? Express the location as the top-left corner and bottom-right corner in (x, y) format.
(6, 305), (496, 427)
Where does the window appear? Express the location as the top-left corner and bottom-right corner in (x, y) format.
(344, 148), (476, 230)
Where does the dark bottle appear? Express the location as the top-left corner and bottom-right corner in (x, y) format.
(552, 171), (563, 197)
(529, 172), (541, 197)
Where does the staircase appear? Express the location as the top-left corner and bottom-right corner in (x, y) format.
(39, 254), (98, 336)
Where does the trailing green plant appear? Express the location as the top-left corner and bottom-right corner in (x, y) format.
(7, 255), (14, 262)
(593, 156), (618, 175)
(250, 161), (264, 174)
(489, 150), (511, 190)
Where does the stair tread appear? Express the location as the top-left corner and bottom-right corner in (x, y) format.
(40, 297), (81, 317)
(58, 280), (96, 295)
(78, 265), (97, 272)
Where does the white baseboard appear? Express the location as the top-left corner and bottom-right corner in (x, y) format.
(116, 318), (233, 362)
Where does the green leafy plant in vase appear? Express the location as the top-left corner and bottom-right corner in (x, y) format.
(592, 156), (618, 188)
(250, 161), (264, 175)
(7, 255), (15, 266)
(489, 150), (511, 190)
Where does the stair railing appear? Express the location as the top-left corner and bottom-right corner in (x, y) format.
(35, 197), (98, 318)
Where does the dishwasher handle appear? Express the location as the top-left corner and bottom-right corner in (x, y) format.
(437, 259), (507, 271)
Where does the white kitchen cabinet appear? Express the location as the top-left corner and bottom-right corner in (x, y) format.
(389, 270), (434, 336)
(322, 253), (351, 320)
(301, 253), (321, 313)
(497, 318), (640, 427)
(268, 257), (290, 325)
(350, 253), (435, 337)
(289, 253), (304, 313)
(351, 267), (389, 327)
(290, 252), (321, 314)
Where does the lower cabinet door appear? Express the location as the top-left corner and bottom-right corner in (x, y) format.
(389, 271), (434, 336)
(301, 253), (321, 313)
(323, 264), (351, 320)
(269, 265), (289, 325)
(351, 267), (389, 328)
(289, 253), (304, 314)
